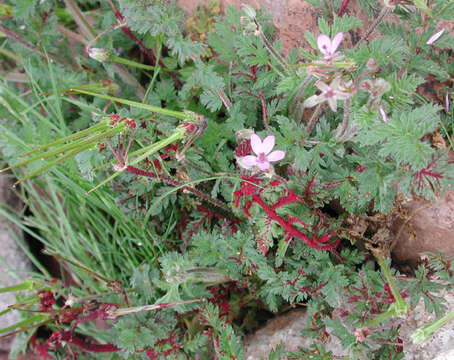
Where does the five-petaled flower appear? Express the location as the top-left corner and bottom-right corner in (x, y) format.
(317, 32), (343, 59)
(240, 134), (285, 171)
(303, 77), (350, 112)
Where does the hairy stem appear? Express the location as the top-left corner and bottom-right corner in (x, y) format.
(338, 0), (352, 16)
(258, 90), (270, 131)
(354, 7), (390, 49)
(125, 166), (234, 215)
(305, 103), (323, 134)
(337, 97), (351, 140)
(0, 24), (76, 70)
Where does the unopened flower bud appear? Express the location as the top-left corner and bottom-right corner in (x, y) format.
(87, 47), (110, 63)
(366, 58), (378, 71)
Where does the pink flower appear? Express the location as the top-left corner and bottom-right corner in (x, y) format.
(317, 32), (343, 59)
(303, 77), (350, 112)
(241, 134), (285, 171)
(426, 29), (444, 45)
(354, 329), (366, 343)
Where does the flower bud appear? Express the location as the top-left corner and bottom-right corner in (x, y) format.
(87, 47), (110, 63)
(366, 58), (378, 71)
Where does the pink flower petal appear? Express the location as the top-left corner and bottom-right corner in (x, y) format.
(379, 107), (388, 123)
(250, 134), (263, 155)
(261, 135), (275, 155)
(327, 97), (337, 112)
(317, 34), (331, 57)
(303, 94), (324, 108)
(445, 91), (450, 113)
(426, 29), (444, 45)
(257, 161), (270, 171)
(316, 81), (331, 92)
(241, 155), (258, 166)
(267, 150), (285, 162)
(330, 32), (343, 54)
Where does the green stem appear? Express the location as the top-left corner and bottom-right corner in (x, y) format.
(111, 55), (175, 73)
(111, 299), (201, 318)
(130, 130), (184, 167)
(70, 89), (187, 120)
(0, 314), (48, 335)
(0, 279), (40, 293)
(412, 310), (454, 344)
(19, 121), (109, 157)
(362, 307), (395, 329)
(254, 20), (292, 76)
(14, 143), (95, 186)
(2, 126), (122, 173)
(376, 255), (406, 307)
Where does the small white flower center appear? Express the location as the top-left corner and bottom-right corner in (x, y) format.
(325, 89), (335, 98)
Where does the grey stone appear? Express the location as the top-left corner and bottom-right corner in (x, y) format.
(399, 288), (454, 360)
(0, 173), (32, 353)
(243, 309), (349, 359)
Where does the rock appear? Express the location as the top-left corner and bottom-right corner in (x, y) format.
(0, 173), (31, 354)
(434, 349), (454, 360)
(399, 288), (454, 360)
(243, 309), (349, 359)
(391, 190), (454, 264)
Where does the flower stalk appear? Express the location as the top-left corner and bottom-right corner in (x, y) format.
(411, 310), (454, 344)
(109, 299), (201, 319)
(69, 89), (187, 120)
(355, 249), (410, 340)
(88, 47), (176, 73)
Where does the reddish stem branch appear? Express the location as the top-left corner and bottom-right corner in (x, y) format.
(107, 0), (156, 65)
(0, 24), (76, 70)
(54, 331), (120, 353)
(338, 0), (352, 17)
(251, 194), (339, 250)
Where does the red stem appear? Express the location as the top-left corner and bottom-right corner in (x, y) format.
(251, 194), (339, 250)
(338, 0), (352, 17)
(107, 0), (156, 65)
(68, 336), (120, 352)
(52, 331), (120, 353)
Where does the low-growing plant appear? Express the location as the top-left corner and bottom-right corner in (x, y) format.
(0, 0), (453, 359)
